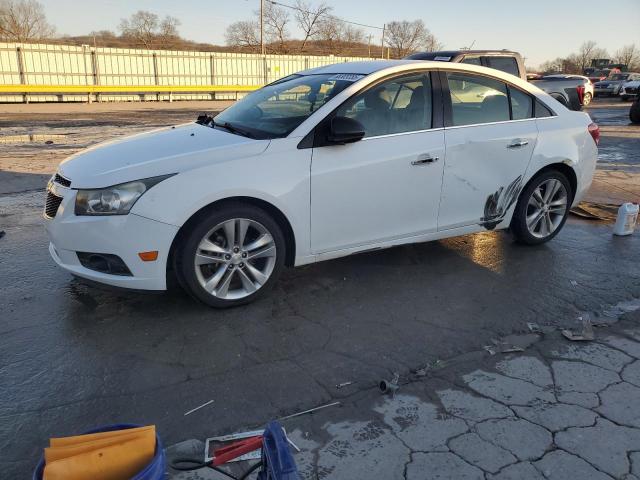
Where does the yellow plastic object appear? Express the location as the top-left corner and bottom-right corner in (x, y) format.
(43, 426), (156, 480)
(49, 426), (154, 448)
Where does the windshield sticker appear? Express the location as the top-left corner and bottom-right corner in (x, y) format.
(434, 56), (452, 62)
(328, 74), (365, 82)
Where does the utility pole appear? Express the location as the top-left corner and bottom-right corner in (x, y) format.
(260, 0), (265, 56)
(380, 24), (385, 59)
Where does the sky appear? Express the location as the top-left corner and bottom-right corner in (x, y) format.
(41, 0), (640, 68)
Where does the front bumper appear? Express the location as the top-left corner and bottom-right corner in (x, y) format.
(45, 187), (179, 290)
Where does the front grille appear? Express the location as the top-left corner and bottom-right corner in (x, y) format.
(54, 173), (71, 187)
(45, 191), (63, 218)
(626, 87), (638, 94)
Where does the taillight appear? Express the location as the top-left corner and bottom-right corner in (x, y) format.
(588, 122), (600, 146)
(577, 85), (585, 104)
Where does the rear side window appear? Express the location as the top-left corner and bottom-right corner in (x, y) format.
(484, 56), (520, 77)
(461, 56), (482, 66)
(447, 72), (509, 126)
(508, 87), (533, 120)
(535, 100), (553, 118)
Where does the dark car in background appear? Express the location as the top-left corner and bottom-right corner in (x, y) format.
(405, 50), (585, 111)
(595, 73), (640, 97)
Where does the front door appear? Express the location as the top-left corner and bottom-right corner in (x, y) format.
(438, 71), (539, 230)
(310, 72), (445, 254)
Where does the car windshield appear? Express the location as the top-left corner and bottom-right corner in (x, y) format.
(213, 73), (363, 139)
(609, 74), (629, 81)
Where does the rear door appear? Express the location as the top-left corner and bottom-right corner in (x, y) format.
(438, 70), (538, 230)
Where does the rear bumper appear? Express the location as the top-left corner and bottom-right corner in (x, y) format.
(45, 189), (179, 290)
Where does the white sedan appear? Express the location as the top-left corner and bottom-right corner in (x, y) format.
(45, 60), (599, 307)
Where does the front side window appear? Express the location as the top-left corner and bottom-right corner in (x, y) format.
(447, 72), (509, 126)
(214, 73), (362, 139)
(335, 73), (432, 138)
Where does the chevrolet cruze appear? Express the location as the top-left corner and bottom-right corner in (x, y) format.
(45, 60), (599, 307)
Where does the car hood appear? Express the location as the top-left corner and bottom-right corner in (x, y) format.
(623, 80), (640, 87)
(59, 123), (269, 189)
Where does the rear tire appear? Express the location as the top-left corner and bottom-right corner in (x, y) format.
(510, 170), (573, 245)
(175, 203), (286, 308)
(582, 92), (592, 106)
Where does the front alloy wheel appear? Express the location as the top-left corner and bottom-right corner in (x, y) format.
(195, 219), (276, 300)
(176, 204), (285, 307)
(511, 171), (572, 245)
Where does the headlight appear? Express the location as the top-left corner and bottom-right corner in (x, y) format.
(75, 174), (173, 216)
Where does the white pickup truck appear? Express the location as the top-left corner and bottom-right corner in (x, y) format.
(405, 50), (586, 111)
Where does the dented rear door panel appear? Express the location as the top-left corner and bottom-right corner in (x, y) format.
(438, 119), (538, 230)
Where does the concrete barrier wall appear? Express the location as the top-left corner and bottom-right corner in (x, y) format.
(0, 42), (375, 102)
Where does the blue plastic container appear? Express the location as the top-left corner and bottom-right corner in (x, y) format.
(257, 421), (299, 480)
(33, 423), (165, 480)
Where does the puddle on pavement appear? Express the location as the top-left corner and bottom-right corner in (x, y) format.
(0, 133), (67, 144)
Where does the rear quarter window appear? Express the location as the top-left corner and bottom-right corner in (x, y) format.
(484, 56), (520, 77)
(535, 100), (554, 118)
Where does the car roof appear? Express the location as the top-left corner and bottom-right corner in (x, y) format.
(405, 50), (520, 60)
(297, 60), (422, 76)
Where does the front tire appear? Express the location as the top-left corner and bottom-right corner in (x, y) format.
(175, 203), (286, 308)
(510, 170), (572, 245)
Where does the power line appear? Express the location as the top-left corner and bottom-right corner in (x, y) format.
(266, 0), (385, 31)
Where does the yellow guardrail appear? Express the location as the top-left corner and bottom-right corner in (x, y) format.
(0, 84), (262, 94)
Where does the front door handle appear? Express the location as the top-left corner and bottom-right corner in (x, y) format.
(507, 140), (529, 149)
(412, 154), (439, 166)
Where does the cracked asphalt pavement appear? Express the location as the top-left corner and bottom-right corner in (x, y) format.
(1, 99), (640, 479)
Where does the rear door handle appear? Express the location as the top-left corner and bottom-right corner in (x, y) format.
(412, 154), (439, 166)
(507, 140), (529, 149)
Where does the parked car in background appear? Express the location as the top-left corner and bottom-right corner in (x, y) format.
(44, 60), (599, 307)
(595, 73), (640, 97)
(630, 99), (640, 124)
(543, 74), (594, 105)
(405, 50), (586, 110)
(620, 79), (640, 101)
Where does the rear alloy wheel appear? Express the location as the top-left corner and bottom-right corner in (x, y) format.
(582, 92), (592, 106)
(176, 204), (285, 307)
(511, 171), (572, 245)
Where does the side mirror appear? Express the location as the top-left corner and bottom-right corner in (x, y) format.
(327, 116), (365, 144)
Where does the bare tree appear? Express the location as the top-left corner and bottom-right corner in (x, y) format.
(158, 15), (180, 48)
(573, 41), (608, 72)
(225, 20), (260, 51)
(294, 0), (332, 53)
(615, 44), (637, 69)
(119, 11), (158, 48)
(263, 2), (289, 53)
(384, 20), (439, 58)
(0, 0), (54, 42)
(119, 11), (181, 49)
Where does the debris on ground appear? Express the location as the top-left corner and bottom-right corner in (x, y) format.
(278, 401), (341, 421)
(562, 316), (595, 341)
(570, 202), (619, 222)
(413, 359), (445, 377)
(526, 322), (558, 335)
(0, 230), (5, 240)
(335, 381), (354, 389)
(184, 399), (214, 416)
(570, 280), (579, 287)
(379, 372), (400, 396)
